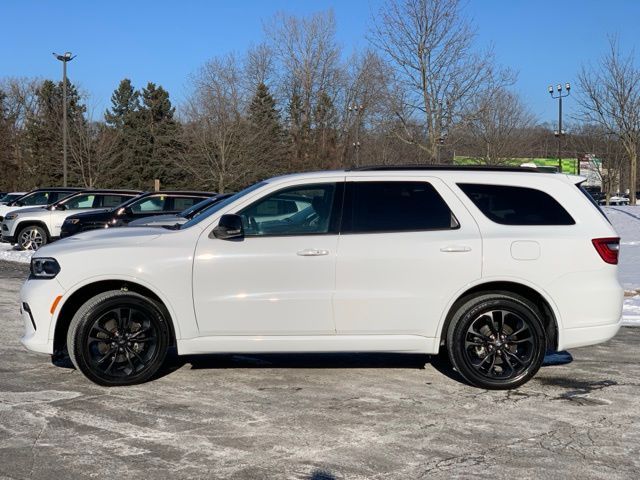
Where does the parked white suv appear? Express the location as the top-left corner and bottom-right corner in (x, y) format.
(2, 190), (140, 250)
(20, 167), (623, 389)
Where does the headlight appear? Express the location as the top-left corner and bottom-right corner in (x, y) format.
(30, 257), (61, 279)
(65, 218), (80, 225)
(4, 213), (18, 221)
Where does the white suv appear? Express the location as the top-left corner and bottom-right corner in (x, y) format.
(2, 190), (140, 250)
(20, 167), (623, 389)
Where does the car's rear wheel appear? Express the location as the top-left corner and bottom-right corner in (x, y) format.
(446, 292), (546, 390)
(67, 290), (170, 386)
(17, 225), (47, 251)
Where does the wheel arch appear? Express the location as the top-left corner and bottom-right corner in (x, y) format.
(15, 220), (51, 240)
(52, 279), (178, 356)
(438, 280), (560, 352)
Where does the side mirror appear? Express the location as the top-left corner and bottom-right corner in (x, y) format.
(211, 214), (244, 240)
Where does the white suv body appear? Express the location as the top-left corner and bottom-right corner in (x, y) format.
(2, 190), (140, 250)
(20, 168), (623, 388)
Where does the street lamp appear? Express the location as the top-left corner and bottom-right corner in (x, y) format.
(53, 51), (76, 187)
(548, 82), (570, 173)
(348, 103), (364, 165)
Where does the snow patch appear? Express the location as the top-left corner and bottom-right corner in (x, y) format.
(0, 242), (33, 264)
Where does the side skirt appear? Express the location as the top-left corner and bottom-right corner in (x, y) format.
(177, 334), (439, 356)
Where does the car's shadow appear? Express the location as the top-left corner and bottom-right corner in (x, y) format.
(52, 347), (573, 387)
(158, 349), (466, 385)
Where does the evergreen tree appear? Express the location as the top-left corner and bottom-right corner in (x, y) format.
(247, 83), (286, 177)
(24, 79), (85, 186)
(139, 82), (181, 188)
(104, 79), (144, 188)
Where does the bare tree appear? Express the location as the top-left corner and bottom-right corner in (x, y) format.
(370, 0), (512, 161)
(576, 37), (640, 204)
(570, 124), (625, 202)
(0, 78), (40, 189)
(458, 88), (536, 165)
(265, 10), (343, 168)
(182, 54), (255, 192)
(68, 114), (120, 187)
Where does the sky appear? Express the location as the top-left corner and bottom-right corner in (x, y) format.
(1, 0), (639, 124)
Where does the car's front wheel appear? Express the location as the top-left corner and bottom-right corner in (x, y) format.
(67, 290), (170, 386)
(446, 292), (546, 390)
(17, 225), (47, 251)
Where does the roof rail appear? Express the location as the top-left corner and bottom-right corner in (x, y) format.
(347, 164), (551, 173)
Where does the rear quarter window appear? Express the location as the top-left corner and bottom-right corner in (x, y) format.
(458, 183), (575, 226)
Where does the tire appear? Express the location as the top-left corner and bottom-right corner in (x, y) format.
(67, 290), (170, 386)
(446, 292), (546, 390)
(17, 225), (47, 251)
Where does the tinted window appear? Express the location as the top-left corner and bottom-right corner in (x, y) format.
(63, 194), (95, 209)
(49, 191), (76, 203)
(458, 183), (575, 225)
(173, 197), (201, 211)
(131, 196), (165, 213)
(20, 191), (51, 206)
(101, 195), (132, 208)
(239, 184), (337, 236)
(343, 181), (457, 233)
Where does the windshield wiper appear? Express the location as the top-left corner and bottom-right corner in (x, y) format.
(162, 223), (182, 230)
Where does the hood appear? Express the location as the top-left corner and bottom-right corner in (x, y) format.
(35, 226), (166, 256)
(3, 206), (47, 215)
(0, 204), (38, 217)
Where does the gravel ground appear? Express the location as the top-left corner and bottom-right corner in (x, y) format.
(1, 260), (639, 479)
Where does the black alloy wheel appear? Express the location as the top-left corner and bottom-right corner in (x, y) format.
(67, 291), (170, 386)
(447, 293), (546, 389)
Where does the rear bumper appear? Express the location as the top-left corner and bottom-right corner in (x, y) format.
(558, 317), (622, 350)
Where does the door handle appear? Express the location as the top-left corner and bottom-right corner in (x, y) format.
(440, 245), (472, 253)
(297, 248), (329, 256)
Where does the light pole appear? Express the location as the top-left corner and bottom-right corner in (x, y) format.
(348, 103), (363, 165)
(548, 83), (570, 173)
(53, 51), (76, 187)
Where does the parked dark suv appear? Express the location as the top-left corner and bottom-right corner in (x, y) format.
(60, 191), (215, 238)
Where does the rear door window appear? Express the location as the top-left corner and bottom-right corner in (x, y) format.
(172, 197), (202, 211)
(99, 195), (133, 208)
(458, 183), (575, 225)
(131, 196), (166, 213)
(342, 181), (458, 233)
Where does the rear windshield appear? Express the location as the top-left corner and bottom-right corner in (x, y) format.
(458, 183), (575, 226)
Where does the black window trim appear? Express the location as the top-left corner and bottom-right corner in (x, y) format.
(340, 180), (461, 235)
(239, 182), (345, 238)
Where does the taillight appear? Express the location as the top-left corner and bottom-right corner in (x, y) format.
(592, 237), (620, 264)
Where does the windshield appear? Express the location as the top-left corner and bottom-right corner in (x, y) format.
(0, 193), (23, 203)
(51, 192), (91, 209)
(180, 182), (267, 229)
(180, 197), (215, 218)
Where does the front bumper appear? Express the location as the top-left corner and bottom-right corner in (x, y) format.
(20, 278), (66, 355)
(1, 219), (16, 242)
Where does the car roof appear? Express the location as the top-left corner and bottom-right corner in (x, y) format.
(26, 187), (84, 192)
(136, 191), (215, 196)
(264, 165), (565, 184)
(73, 189), (142, 195)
